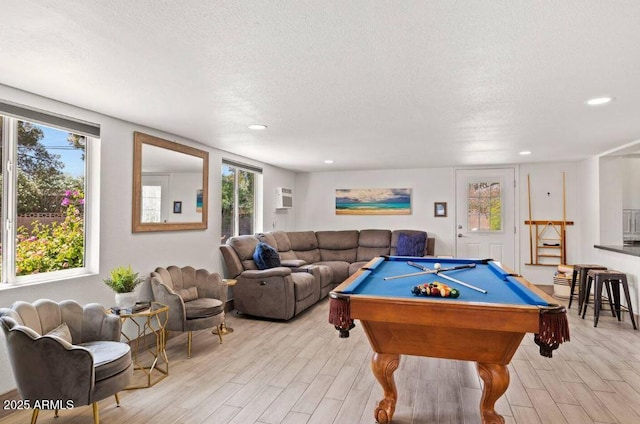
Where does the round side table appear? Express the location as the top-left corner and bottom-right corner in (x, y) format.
(212, 279), (237, 335)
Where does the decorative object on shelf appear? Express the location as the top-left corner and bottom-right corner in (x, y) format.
(104, 265), (141, 308)
(434, 202), (447, 217)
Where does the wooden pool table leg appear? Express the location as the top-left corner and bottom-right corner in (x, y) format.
(371, 352), (400, 424)
(477, 362), (508, 424)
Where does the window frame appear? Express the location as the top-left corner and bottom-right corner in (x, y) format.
(0, 110), (100, 286)
(221, 159), (262, 243)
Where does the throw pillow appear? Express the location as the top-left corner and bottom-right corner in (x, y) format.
(176, 286), (199, 302)
(396, 232), (427, 256)
(46, 322), (72, 344)
(253, 242), (281, 270)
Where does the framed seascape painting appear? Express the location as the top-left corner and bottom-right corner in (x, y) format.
(336, 188), (411, 215)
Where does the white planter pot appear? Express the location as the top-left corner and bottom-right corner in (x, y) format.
(114, 292), (137, 308)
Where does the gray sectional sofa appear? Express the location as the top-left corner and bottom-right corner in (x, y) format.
(220, 229), (434, 320)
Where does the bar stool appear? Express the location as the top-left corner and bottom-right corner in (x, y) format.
(581, 269), (637, 329)
(568, 264), (607, 311)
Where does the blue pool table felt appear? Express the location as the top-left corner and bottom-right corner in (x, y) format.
(341, 257), (548, 306)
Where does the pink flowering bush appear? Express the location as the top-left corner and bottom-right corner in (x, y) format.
(15, 190), (84, 275)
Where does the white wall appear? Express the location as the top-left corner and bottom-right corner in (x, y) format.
(622, 157), (640, 209)
(579, 155), (640, 317)
(0, 84), (297, 394)
(294, 167), (456, 255)
(168, 172), (202, 222)
(599, 156), (624, 245)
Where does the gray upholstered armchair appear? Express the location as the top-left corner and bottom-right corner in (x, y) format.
(0, 299), (132, 424)
(150, 266), (228, 358)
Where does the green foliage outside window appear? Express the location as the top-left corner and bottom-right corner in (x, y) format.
(15, 190), (85, 275)
(221, 166), (256, 242)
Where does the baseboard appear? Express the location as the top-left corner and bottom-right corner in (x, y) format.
(0, 389), (20, 419)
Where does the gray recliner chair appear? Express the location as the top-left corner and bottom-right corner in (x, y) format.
(150, 266), (228, 358)
(0, 299), (133, 424)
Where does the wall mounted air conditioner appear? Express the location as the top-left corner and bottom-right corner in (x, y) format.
(276, 187), (293, 209)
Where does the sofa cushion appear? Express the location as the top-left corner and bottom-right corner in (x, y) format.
(291, 273), (317, 301)
(316, 230), (359, 262)
(396, 232), (427, 256)
(228, 235), (260, 270)
(185, 298), (224, 319)
(253, 242), (282, 269)
(272, 231), (292, 251)
(257, 232), (278, 249)
(287, 231), (322, 263)
(357, 229), (391, 261)
(46, 322), (72, 344)
(80, 341), (131, 381)
(271, 231), (298, 261)
(315, 260), (350, 284)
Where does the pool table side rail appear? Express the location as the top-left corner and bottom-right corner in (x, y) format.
(349, 295), (542, 333)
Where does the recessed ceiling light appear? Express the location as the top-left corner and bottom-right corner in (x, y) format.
(324, 159), (334, 164)
(519, 151), (532, 156)
(248, 124), (267, 130)
(586, 97), (613, 106)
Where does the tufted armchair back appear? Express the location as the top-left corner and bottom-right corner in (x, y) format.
(151, 265), (227, 301)
(3, 299), (120, 344)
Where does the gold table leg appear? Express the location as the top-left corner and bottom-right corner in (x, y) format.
(212, 321), (233, 335)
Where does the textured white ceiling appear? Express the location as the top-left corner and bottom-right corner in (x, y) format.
(2, 1), (639, 172)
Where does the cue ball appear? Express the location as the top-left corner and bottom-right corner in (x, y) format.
(434, 263), (441, 270)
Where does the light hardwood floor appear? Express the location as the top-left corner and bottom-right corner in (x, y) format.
(2, 293), (640, 424)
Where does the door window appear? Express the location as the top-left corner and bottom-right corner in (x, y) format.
(467, 181), (503, 232)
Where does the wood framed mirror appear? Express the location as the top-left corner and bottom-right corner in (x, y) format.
(132, 132), (209, 232)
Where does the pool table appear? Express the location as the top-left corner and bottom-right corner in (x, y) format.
(329, 256), (569, 424)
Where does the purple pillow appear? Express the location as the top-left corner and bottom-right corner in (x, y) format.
(396, 232), (427, 256)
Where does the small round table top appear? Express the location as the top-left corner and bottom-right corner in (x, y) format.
(224, 278), (238, 286)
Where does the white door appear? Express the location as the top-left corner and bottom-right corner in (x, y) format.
(455, 168), (517, 270)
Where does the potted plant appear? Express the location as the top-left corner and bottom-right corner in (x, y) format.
(104, 265), (141, 308)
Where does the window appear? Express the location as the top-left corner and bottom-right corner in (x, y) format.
(142, 185), (162, 223)
(1, 103), (99, 284)
(467, 181), (503, 232)
(221, 160), (261, 243)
